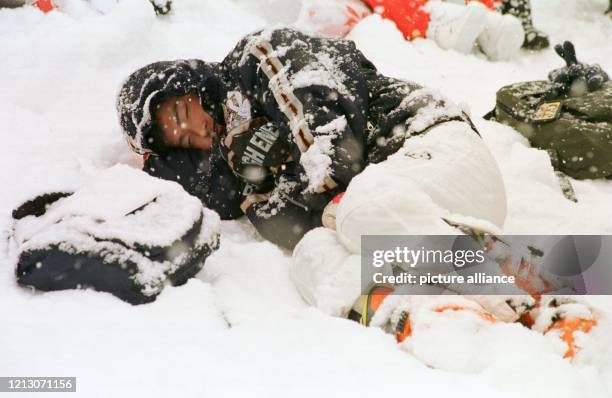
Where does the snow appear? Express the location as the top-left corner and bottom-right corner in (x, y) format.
(400, 88), (464, 134)
(13, 165), (203, 247)
(9, 165), (220, 296)
(291, 227), (362, 316)
(302, 116), (344, 191)
(1, 0), (612, 396)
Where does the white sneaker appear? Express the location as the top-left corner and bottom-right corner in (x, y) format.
(477, 12), (524, 61)
(425, 1), (488, 54)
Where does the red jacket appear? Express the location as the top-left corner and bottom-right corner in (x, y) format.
(364, 0), (500, 40)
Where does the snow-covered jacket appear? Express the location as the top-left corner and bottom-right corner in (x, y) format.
(218, 28), (466, 248)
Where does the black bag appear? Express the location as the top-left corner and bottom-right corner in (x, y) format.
(10, 165), (220, 304)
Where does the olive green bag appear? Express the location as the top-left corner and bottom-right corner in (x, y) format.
(492, 80), (612, 180)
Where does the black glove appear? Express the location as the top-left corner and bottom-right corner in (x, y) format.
(548, 41), (609, 96)
(226, 119), (292, 189)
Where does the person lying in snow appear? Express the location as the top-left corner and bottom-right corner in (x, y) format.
(117, 27), (505, 249)
(117, 28), (597, 360)
(294, 0), (549, 61)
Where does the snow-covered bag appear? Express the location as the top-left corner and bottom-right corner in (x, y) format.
(493, 80), (612, 180)
(491, 43), (612, 180)
(9, 165), (220, 305)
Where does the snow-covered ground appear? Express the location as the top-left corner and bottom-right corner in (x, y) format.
(1, 0), (611, 396)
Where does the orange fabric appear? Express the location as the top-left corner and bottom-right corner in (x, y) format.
(32, 0), (55, 13)
(395, 318), (412, 343)
(434, 304), (497, 323)
(369, 286), (394, 310)
(500, 257), (555, 300)
(363, 0), (502, 40)
(546, 318), (597, 359)
(519, 311), (535, 328)
(364, 286), (412, 343)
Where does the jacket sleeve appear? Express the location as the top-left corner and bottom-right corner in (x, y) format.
(221, 112), (336, 249)
(243, 170), (338, 250)
(143, 148), (244, 220)
(219, 28), (371, 194)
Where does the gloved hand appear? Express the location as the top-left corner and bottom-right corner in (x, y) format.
(548, 41), (609, 96)
(225, 119), (292, 188)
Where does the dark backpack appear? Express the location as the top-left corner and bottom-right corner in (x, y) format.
(493, 80), (612, 179)
(10, 165), (220, 305)
(490, 42), (612, 180)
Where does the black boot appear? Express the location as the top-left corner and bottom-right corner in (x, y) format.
(606, 0), (612, 18)
(500, 0), (549, 51)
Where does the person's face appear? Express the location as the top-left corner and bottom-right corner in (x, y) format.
(154, 93), (221, 151)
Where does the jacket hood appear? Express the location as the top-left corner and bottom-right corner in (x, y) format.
(116, 59), (227, 155)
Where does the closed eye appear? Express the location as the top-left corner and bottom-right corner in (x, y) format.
(174, 102), (180, 123)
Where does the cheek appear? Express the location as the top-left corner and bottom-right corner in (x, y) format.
(161, 128), (181, 145)
(200, 110), (213, 125)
